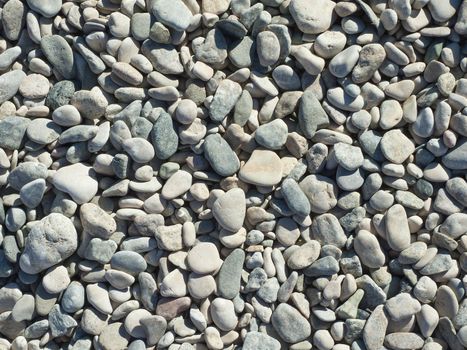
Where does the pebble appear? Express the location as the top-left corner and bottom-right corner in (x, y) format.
(26, 0), (61, 18)
(384, 332), (424, 350)
(26, 118), (62, 145)
(204, 133), (240, 177)
(151, 112), (178, 160)
(255, 119), (288, 150)
(19, 213), (77, 274)
(298, 90), (329, 139)
(53, 163), (98, 204)
(151, 0), (193, 31)
(243, 331), (280, 350)
(19, 74), (50, 99)
(80, 203), (116, 239)
(239, 149), (283, 186)
(42, 266), (70, 294)
(61, 282), (85, 314)
(0, 115), (30, 150)
(40, 35), (75, 79)
(287, 240), (320, 269)
(98, 323), (130, 350)
(289, 0), (336, 34)
(212, 188), (246, 232)
(380, 129), (415, 164)
(271, 303), (311, 343)
(209, 79), (242, 122)
(385, 293), (421, 321)
(354, 230), (385, 268)
(300, 175), (338, 213)
(210, 298), (238, 331)
(187, 242), (222, 274)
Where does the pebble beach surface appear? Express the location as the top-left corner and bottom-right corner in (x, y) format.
(0, 0), (466, 349)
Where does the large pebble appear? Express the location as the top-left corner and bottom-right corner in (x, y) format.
(289, 0), (336, 34)
(53, 163), (98, 204)
(212, 188), (246, 232)
(20, 213), (78, 274)
(239, 149), (283, 186)
(187, 242), (223, 275)
(271, 303), (311, 343)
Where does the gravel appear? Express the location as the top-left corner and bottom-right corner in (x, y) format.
(0, 0), (466, 349)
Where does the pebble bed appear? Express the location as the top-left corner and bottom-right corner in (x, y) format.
(0, 0), (466, 349)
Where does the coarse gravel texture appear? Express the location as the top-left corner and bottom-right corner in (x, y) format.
(0, 0), (466, 350)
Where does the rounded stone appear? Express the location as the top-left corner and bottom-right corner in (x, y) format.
(210, 298), (238, 331)
(20, 213), (78, 274)
(187, 242), (223, 275)
(272, 303), (311, 343)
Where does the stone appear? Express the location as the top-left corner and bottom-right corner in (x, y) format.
(352, 44), (386, 83)
(19, 74), (50, 99)
(141, 316), (167, 345)
(187, 242), (223, 274)
(80, 308), (108, 336)
(42, 265), (70, 294)
(281, 178), (311, 216)
(255, 119), (288, 150)
(239, 149), (283, 186)
(20, 213), (77, 274)
(48, 305), (78, 338)
(26, 118), (62, 144)
(212, 188), (246, 232)
(27, 0), (61, 17)
(380, 129), (415, 164)
(86, 283), (113, 315)
(71, 88), (108, 120)
(187, 273), (216, 299)
(11, 294), (35, 322)
(110, 251), (147, 275)
(311, 213), (347, 248)
(210, 298), (238, 331)
(300, 174), (338, 213)
(151, 0), (193, 31)
(53, 163), (98, 204)
(209, 79), (242, 122)
(363, 305), (387, 350)
(271, 303), (311, 343)
(47, 81), (76, 110)
(122, 138), (155, 163)
(155, 224), (183, 251)
(289, 0), (336, 34)
(41, 35), (75, 79)
(442, 138), (467, 170)
(243, 332), (281, 350)
(385, 204), (411, 251)
(298, 90), (329, 139)
(80, 203), (117, 239)
(287, 240), (321, 270)
(151, 112), (178, 160)
(217, 249), (245, 299)
(204, 133), (240, 177)
(61, 281), (85, 314)
(98, 323), (130, 350)
(384, 332), (424, 350)
(354, 230), (385, 268)
(8, 161), (48, 191)
(385, 293), (421, 321)
(3, 0), (25, 41)
(334, 143), (364, 171)
(0, 116), (30, 150)
(161, 170), (192, 200)
(124, 309), (152, 338)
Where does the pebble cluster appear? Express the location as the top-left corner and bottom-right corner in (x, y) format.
(0, 0), (466, 349)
